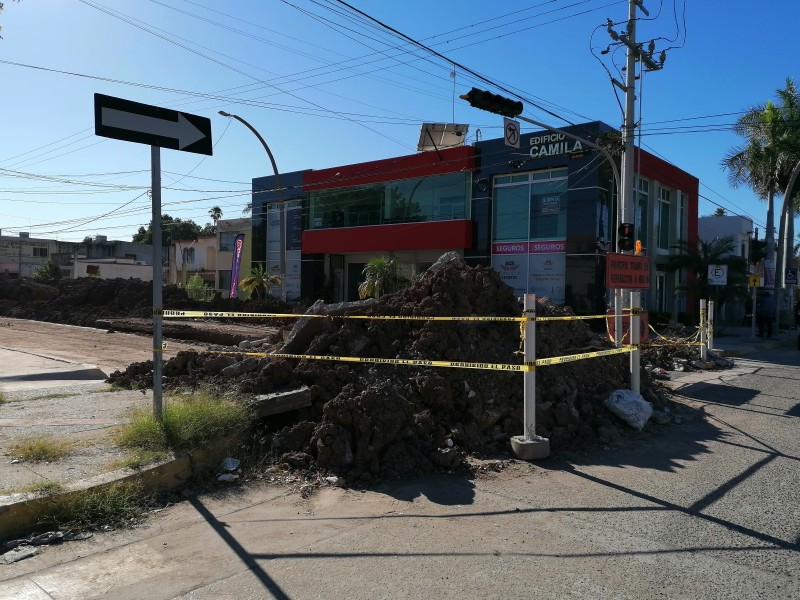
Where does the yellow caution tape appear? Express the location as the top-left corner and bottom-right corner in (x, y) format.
(536, 314), (610, 321)
(156, 309), (528, 323)
(199, 349), (531, 372)
(535, 346), (634, 366)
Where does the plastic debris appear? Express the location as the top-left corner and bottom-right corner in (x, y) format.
(220, 457), (241, 471)
(604, 389), (653, 431)
(217, 473), (239, 482)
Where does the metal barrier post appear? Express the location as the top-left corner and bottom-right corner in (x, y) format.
(630, 290), (640, 395)
(700, 299), (707, 361)
(707, 300), (715, 354)
(614, 289), (623, 344)
(511, 294), (550, 460)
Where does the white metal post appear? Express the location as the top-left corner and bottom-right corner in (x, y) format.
(614, 289), (623, 344)
(524, 293), (536, 441)
(151, 146), (163, 421)
(699, 299), (707, 361)
(630, 290), (640, 394)
(707, 300), (715, 354)
(510, 294), (550, 460)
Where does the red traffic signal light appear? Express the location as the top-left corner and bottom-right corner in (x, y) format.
(617, 222), (634, 252)
(459, 88), (524, 118)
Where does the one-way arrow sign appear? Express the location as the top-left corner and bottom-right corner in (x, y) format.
(94, 94), (212, 155)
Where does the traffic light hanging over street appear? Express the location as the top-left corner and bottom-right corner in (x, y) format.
(459, 88), (524, 118)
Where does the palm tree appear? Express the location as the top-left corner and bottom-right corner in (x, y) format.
(358, 255), (407, 299)
(666, 237), (749, 318)
(722, 78), (800, 299)
(208, 206), (223, 229)
(239, 264), (282, 300)
(242, 202), (252, 215)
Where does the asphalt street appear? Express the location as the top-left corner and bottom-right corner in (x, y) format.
(1, 344), (798, 599)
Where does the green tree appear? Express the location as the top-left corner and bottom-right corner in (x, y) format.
(31, 259), (62, 283)
(239, 264), (282, 300)
(722, 78), (800, 297)
(132, 215), (201, 246)
(358, 255), (408, 299)
(666, 236), (749, 314)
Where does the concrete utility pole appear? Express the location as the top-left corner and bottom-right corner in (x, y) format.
(607, 0), (664, 395)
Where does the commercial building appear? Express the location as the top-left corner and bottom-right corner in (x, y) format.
(251, 121), (699, 315)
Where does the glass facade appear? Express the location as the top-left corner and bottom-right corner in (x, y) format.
(307, 172), (470, 230)
(493, 168), (568, 242)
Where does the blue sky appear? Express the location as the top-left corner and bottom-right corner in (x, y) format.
(1, 0), (798, 243)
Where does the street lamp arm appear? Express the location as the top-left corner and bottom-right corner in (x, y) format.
(219, 111), (282, 199)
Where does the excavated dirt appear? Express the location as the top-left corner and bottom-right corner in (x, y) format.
(0, 259), (681, 483)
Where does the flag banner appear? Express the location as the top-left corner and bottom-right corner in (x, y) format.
(229, 233), (245, 299)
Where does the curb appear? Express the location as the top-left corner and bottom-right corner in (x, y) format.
(0, 438), (237, 540)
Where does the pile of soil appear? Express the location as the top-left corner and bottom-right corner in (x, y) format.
(104, 254), (673, 483)
(0, 276), (294, 340)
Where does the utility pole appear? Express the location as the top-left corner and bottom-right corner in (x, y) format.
(606, 0), (665, 394)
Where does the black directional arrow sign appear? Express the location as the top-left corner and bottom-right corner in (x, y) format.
(94, 93), (212, 155)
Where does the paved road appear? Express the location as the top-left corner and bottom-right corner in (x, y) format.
(1, 345), (799, 598)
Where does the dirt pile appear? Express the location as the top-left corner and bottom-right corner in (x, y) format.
(0, 276), (293, 332)
(108, 254), (672, 483)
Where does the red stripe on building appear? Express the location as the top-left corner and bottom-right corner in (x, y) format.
(302, 220), (473, 254)
(303, 146), (476, 191)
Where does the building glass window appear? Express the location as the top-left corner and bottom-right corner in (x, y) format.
(181, 247), (195, 264)
(635, 178), (649, 248)
(308, 172), (470, 230)
(657, 188), (671, 250)
(33, 247), (48, 257)
(493, 168), (568, 242)
(219, 231), (239, 251)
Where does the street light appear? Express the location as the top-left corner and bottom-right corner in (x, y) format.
(219, 110), (287, 302)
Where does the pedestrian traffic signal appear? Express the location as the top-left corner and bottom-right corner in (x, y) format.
(749, 238), (767, 264)
(617, 222), (634, 252)
(459, 88), (524, 118)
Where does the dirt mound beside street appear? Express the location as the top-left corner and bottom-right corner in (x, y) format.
(0, 277), (295, 345)
(106, 254), (672, 483)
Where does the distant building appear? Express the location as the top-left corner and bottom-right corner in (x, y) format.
(0, 233), (76, 278)
(698, 215), (753, 262)
(167, 218), (252, 297)
(78, 235), (155, 265)
(72, 257), (153, 280)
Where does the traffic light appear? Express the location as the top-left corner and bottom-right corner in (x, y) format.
(617, 222), (634, 252)
(459, 88), (524, 118)
(749, 238), (767, 264)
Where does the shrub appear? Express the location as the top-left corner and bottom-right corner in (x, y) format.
(116, 392), (248, 451)
(185, 274), (210, 301)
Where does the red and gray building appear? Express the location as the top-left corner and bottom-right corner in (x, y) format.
(251, 121), (698, 315)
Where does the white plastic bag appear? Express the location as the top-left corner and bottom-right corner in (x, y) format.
(604, 389), (653, 430)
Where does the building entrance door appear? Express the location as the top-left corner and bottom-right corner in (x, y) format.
(347, 263), (365, 301)
(330, 254), (345, 302)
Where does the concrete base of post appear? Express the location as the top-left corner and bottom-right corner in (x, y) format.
(510, 435), (550, 460)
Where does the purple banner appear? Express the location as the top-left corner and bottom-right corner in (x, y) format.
(229, 233), (245, 299)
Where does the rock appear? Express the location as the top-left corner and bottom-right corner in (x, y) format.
(201, 355), (237, 374)
(2, 546), (37, 564)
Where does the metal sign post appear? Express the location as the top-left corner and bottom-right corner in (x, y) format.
(94, 94), (212, 420)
